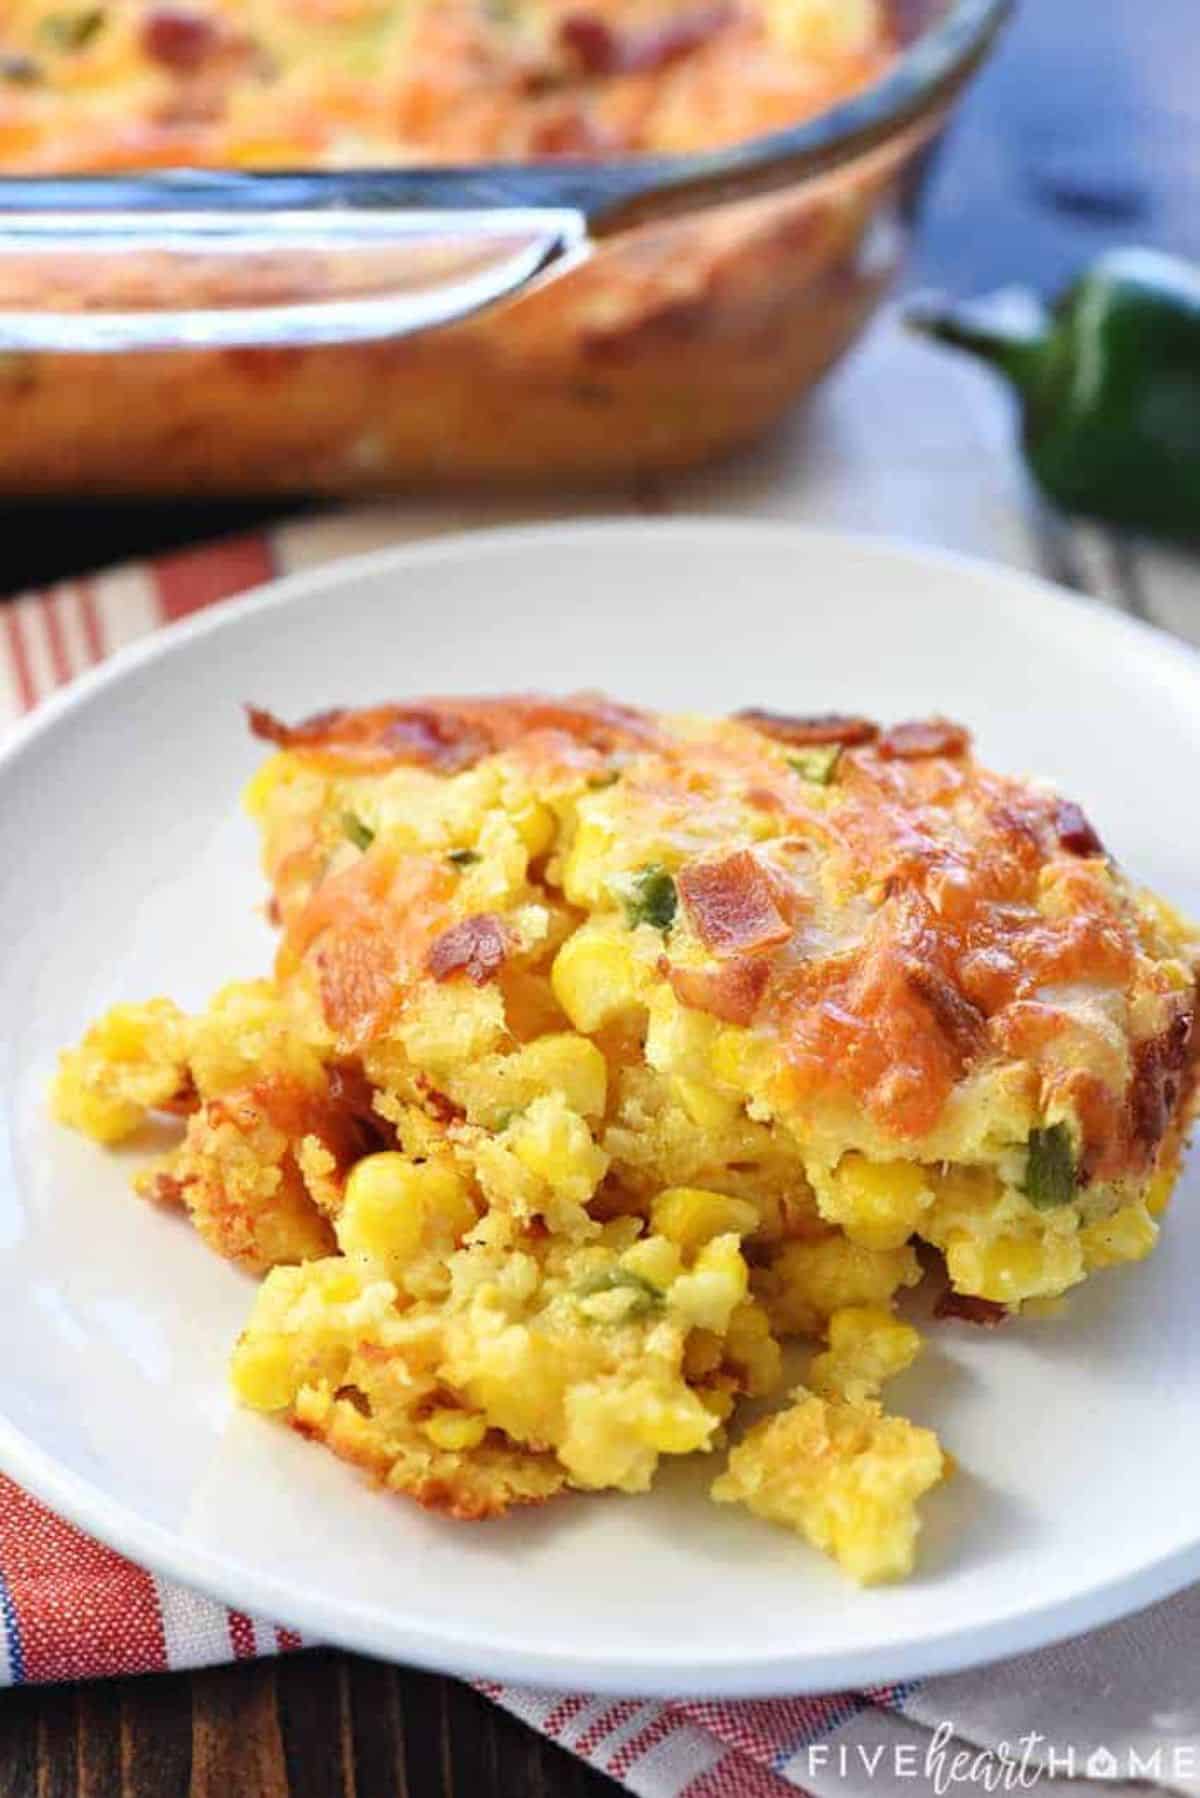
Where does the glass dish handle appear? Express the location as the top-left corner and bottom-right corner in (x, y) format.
(0, 200), (588, 353)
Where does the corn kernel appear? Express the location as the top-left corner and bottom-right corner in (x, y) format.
(1080, 1202), (1158, 1270)
(827, 1305), (914, 1360)
(765, 0), (880, 60)
(230, 1334), (303, 1412)
(551, 924), (641, 1033)
(559, 814), (618, 907)
(709, 1027), (773, 1093)
(52, 1078), (144, 1145)
(508, 1034), (608, 1121)
(724, 1300), (783, 1395)
(823, 1155), (932, 1250)
(644, 987), (720, 1079)
(509, 797), (555, 859)
(97, 1009), (149, 1060)
(241, 752), (292, 817)
(671, 1075), (739, 1129)
(945, 1228), (1084, 1303)
(620, 1235), (683, 1291)
(313, 1262), (368, 1306)
(337, 1153), (473, 1281)
(293, 1382), (333, 1428)
(698, 1383), (737, 1422)
(508, 1095), (608, 1207)
(423, 1409), (489, 1451)
(669, 1234), (749, 1332)
(638, 1392), (716, 1455)
(810, 1305), (921, 1403)
(651, 1187), (759, 1254)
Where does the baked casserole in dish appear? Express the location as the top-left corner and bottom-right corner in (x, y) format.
(53, 697), (1200, 1582)
(0, 0), (1006, 491)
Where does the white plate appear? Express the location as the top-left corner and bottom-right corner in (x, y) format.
(2, 519), (1199, 1698)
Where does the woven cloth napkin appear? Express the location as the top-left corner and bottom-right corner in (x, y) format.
(3, 314), (1199, 1794)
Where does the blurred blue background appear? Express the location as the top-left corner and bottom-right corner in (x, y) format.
(915, 0), (1197, 288)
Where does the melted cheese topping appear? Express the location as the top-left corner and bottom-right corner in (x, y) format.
(250, 694), (1198, 1184)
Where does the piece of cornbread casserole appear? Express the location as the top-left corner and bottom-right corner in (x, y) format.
(53, 695), (1200, 1582)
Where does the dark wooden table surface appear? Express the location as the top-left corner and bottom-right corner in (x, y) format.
(1, 2), (1195, 1793)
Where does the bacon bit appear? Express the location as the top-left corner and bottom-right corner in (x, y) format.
(625, 2), (736, 68)
(247, 704), (491, 774)
(504, 695), (656, 753)
(557, 13), (619, 73)
(933, 1290), (1008, 1327)
(559, 2), (734, 75)
(248, 704), (334, 747)
(325, 1062), (374, 1117)
(1055, 800), (1104, 858)
(678, 851), (791, 959)
(333, 1384), (372, 1417)
(141, 5), (221, 70)
(884, 0), (934, 44)
(663, 954), (770, 1027)
(1129, 1008), (1194, 1162)
(265, 894), (282, 929)
(232, 1070), (395, 1173)
(737, 709), (879, 748)
(414, 1076), (466, 1127)
(379, 709), (491, 770)
(878, 718), (970, 760)
(326, 1063), (399, 1153)
(426, 914), (509, 987)
(985, 797), (1045, 861)
(905, 965), (987, 1066)
(247, 694), (654, 774)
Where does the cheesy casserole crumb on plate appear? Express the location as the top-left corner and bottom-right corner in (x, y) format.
(52, 689), (1200, 1586)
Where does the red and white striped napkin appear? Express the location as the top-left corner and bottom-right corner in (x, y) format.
(2, 510), (1199, 1798)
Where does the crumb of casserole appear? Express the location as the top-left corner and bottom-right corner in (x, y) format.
(53, 695), (1200, 1582)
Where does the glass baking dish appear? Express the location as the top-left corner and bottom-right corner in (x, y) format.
(0, 0), (1008, 493)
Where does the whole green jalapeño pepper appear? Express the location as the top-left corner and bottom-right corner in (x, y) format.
(909, 249), (1200, 540)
